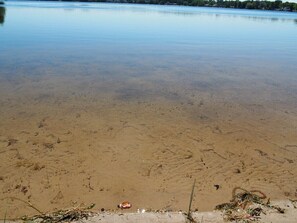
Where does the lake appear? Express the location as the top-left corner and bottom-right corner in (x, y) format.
(0, 1), (297, 218)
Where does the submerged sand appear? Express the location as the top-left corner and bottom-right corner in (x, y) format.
(0, 64), (297, 218)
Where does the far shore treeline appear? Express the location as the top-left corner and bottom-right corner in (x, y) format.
(1, 0), (297, 12)
(37, 0), (297, 12)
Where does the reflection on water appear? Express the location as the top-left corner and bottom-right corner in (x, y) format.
(0, 7), (5, 25)
(3, 1), (297, 25)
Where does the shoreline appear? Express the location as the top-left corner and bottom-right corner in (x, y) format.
(4, 200), (297, 223)
(2, 1), (297, 13)
(1, 200), (297, 223)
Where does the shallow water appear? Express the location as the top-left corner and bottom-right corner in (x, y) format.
(0, 1), (297, 217)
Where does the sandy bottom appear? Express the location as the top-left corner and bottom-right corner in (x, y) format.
(0, 64), (297, 218)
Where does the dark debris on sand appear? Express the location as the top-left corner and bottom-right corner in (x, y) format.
(215, 187), (285, 222)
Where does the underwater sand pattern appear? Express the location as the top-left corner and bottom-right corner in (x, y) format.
(0, 64), (296, 218)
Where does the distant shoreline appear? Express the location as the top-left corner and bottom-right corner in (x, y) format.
(8, 0), (296, 12)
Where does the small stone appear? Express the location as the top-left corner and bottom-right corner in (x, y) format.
(214, 184), (220, 190)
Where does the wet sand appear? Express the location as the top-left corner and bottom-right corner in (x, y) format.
(0, 61), (297, 218)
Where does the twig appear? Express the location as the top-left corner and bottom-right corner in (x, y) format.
(4, 210), (7, 223)
(250, 190), (267, 199)
(187, 179), (196, 222)
(232, 186), (248, 199)
(0, 197), (44, 215)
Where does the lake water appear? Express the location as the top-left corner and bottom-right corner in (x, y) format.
(0, 1), (297, 217)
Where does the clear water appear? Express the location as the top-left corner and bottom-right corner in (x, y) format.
(1, 1), (297, 70)
(1, 1), (297, 106)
